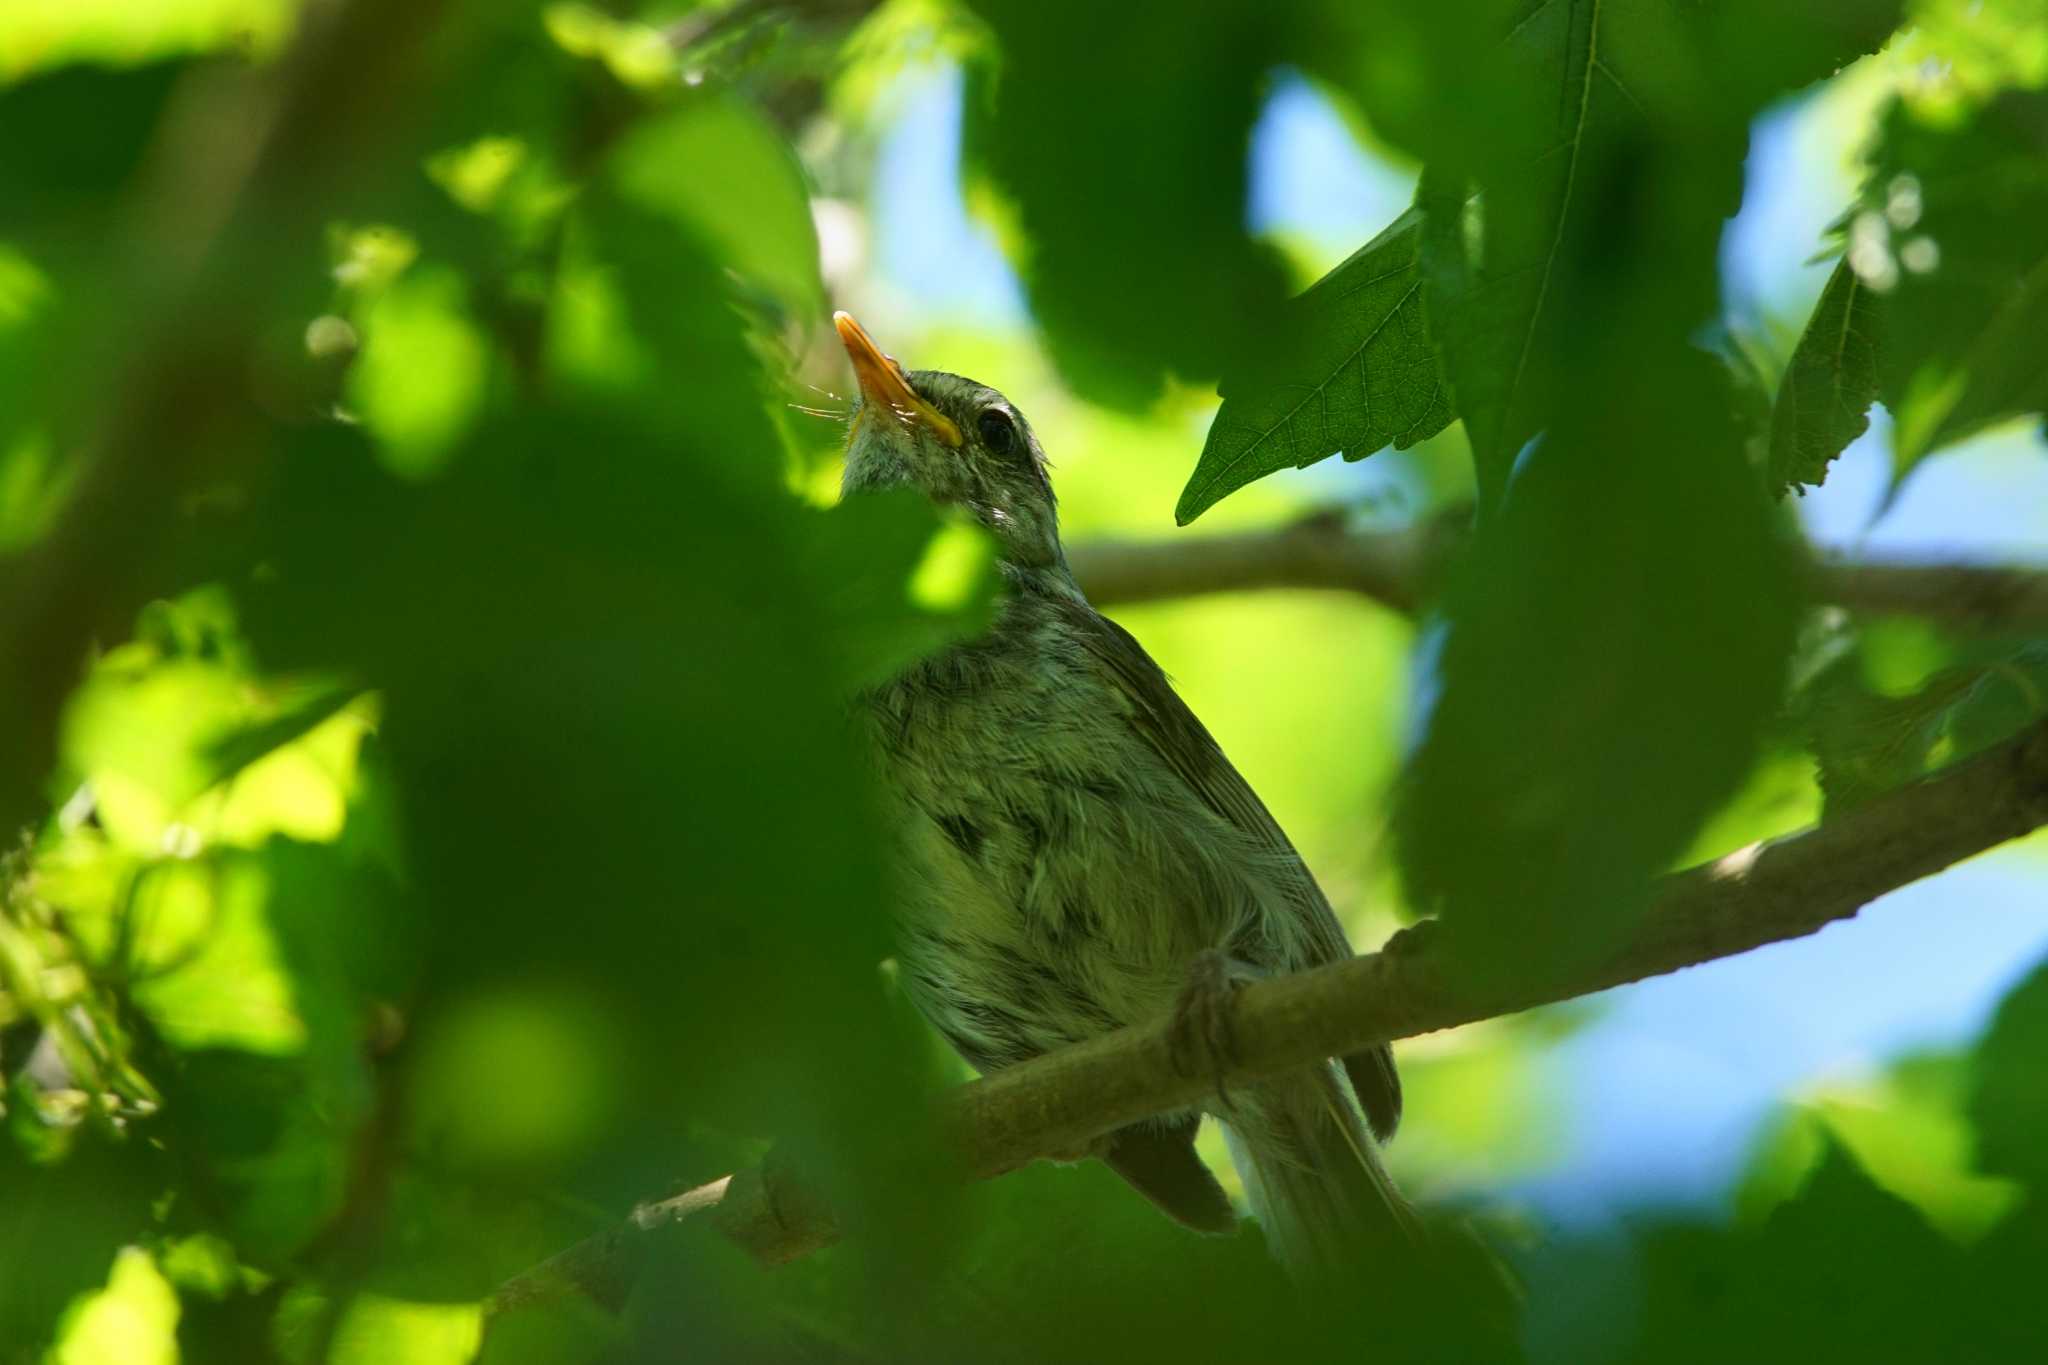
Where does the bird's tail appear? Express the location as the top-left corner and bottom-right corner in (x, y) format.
(1220, 1062), (1422, 1282)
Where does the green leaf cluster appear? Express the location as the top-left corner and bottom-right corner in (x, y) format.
(0, 6), (987, 1361)
(1, 3), (2046, 1363)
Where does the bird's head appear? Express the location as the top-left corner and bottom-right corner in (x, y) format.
(834, 312), (1063, 573)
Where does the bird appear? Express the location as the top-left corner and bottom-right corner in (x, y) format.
(832, 310), (1416, 1278)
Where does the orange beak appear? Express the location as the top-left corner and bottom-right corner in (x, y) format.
(833, 311), (962, 448)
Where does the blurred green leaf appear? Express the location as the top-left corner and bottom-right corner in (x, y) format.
(810, 490), (997, 691)
(142, 842), (395, 1264)
(1738, 1055), (2022, 1243)
(543, 3), (678, 91)
(608, 94), (824, 322)
(0, 62), (182, 245)
(1632, 1142), (1962, 1363)
(1178, 207), (1452, 524)
(1396, 357), (1800, 967)
(0, 1131), (160, 1360)
(237, 396), (938, 1248)
(0, 0), (293, 82)
(203, 683), (365, 790)
(627, 1151), (1517, 1365)
(1817, 1056), (2024, 1242)
(406, 985), (626, 1173)
(1868, 90), (2048, 480)
(129, 859), (314, 1055)
(57, 595), (370, 855)
(47, 1246), (180, 1365)
(1972, 955), (2048, 1188)
(327, 1294), (483, 1365)
(963, 0), (1291, 407)
(348, 264), (495, 479)
(1769, 259), (1883, 493)
(1898, 0), (2048, 113)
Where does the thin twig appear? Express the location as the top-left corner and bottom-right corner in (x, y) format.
(1066, 509), (2048, 634)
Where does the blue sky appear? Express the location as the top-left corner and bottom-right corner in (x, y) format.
(861, 61), (2048, 1221)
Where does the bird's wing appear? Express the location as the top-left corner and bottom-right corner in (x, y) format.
(1055, 597), (1402, 1140)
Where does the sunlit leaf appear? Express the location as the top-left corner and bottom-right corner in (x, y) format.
(347, 264), (493, 479)
(426, 135), (529, 215)
(0, 0), (293, 82)
(1769, 259), (1884, 493)
(1895, 0), (2048, 114)
(48, 1246), (179, 1365)
(127, 857), (305, 1054)
(1739, 1056), (2023, 1243)
(61, 657), (251, 849)
(542, 3), (676, 90)
(327, 1294), (484, 1365)
(406, 986), (626, 1172)
(131, 842), (396, 1263)
(1178, 208), (1452, 524)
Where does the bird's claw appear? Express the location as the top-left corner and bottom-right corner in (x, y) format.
(1168, 949), (1247, 1110)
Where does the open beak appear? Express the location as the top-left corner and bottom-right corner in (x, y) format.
(833, 311), (963, 448)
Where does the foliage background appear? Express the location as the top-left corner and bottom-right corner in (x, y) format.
(1, 1), (2046, 1362)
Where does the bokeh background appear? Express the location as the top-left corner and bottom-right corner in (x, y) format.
(2, 2), (2045, 1363)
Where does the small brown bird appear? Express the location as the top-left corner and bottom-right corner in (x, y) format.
(834, 311), (1414, 1276)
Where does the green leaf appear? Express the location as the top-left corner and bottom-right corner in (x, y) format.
(607, 94), (823, 323)
(1405, 0), (1901, 504)
(346, 263), (493, 480)
(963, 0), (1290, 407)
(0, 0), (293, 81)
(1415, 1), (1645, 506)
(47, 1247), (180, 1365)
(1868, 91), (2048, 480)
(1740, 1055), (2023, 1242)
(1804, 654), (1975, 816)
(1633, 1142), (1964, 1363)
(1804, 642), (2048, 817)
(0, 1132), (161, 1359)
(202, 683), (364, 789)
(1176, 208), (1452, 524)
(1769, 259), (1884, 493)
(144, 843), (393, 1264)
(1972, 956), (2048, 1189)
(1897, 0), (2048, 112)
(1396, 355), (1800, 968)
(627, 1152), (1516, 1365)
(326, 1295), (483, 1365)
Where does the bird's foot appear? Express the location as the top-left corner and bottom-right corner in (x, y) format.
(1167, 949), (1252, 1110)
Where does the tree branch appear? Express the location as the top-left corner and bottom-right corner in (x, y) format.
(489, 715), (2048, 1317)
(1065, 510), (2048, 632)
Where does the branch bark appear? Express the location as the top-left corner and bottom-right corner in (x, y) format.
(1065, 509), (2048, 633)
(490, 715), (2048, 1317)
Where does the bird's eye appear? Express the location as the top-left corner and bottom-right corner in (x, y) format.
(976, 408), (1016, 455)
